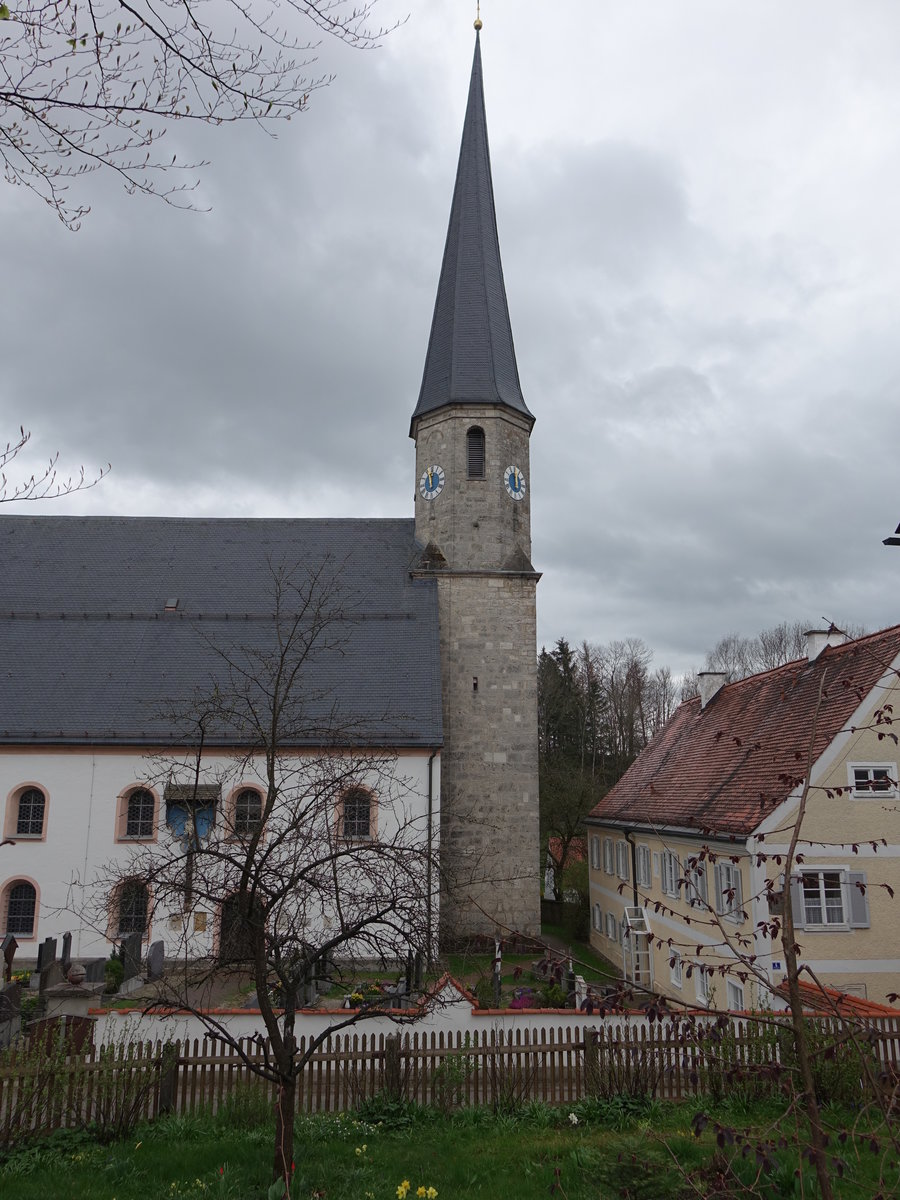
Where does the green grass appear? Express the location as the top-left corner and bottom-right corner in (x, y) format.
(2, 1095), (897, 1200)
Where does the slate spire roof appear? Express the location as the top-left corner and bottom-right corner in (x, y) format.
(410, 30), (533, 434)
(587, 625), (900, 838)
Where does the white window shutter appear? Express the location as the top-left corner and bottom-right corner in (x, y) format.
(790, 876), (805, 929)
(847, 872), (870, 928)
(714, 863), (725, 915)
(733, 867), (743, 916)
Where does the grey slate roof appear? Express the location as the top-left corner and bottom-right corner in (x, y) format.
(410, 31), (533, 433)
(0, 516), (442, 748)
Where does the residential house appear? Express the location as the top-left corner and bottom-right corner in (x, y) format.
(585, 625), (900, 1009)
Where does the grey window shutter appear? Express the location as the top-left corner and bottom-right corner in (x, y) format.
(847, 872), (870, 928)
(734, 869), (743, 918)
(790, 876), (805, 929)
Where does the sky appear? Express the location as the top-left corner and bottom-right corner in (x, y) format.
(2, 0), (900, 677)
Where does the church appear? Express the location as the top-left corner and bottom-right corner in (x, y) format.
(0, 24), (541, 962)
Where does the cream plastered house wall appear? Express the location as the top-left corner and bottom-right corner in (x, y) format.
(750, 654), (900, 1005)
(587, 826), (755, 1011)
(0, 747), (439, 962)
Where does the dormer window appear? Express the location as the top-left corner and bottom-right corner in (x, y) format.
(466, 427), (485, 479)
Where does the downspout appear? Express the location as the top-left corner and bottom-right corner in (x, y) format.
(426, 749), (437, 964)
(625, 829), (639, 907)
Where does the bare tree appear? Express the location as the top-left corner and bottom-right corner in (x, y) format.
(1, 426), (109, 501)
(86, 560), (435, 1196)
(1, 0), (396, 227)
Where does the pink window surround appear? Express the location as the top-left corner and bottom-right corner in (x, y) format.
(224, 786), (265, 842)
(4, 783), (50, 842)
(115, 786), (160, 843)
(106, 878), (152, 942)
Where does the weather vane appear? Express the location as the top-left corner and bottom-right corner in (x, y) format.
(475, 2), (482, 31)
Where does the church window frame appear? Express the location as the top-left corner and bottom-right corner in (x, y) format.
(466, 426), (486, 479)
(1, 878), (39, 940)
(5, 785), (49, 841)
(116, 786), (158, 842)
(111, 878), (151, 939)
(337, 786), (376, 841)
(231, 787), (264, 839)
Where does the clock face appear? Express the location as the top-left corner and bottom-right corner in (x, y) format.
(504, 464), (526, 501)
(419, 464), (445, 500)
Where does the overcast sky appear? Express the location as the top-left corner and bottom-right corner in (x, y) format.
(2, 0), (899, 676)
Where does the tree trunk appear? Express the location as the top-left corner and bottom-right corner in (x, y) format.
(273, 1073), (296, 1196)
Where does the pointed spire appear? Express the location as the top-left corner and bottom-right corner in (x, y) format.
(410, 30), (533, 435)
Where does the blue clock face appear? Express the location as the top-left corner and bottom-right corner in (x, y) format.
(504, 465), (526, 501)
(419, 464), (445, 500)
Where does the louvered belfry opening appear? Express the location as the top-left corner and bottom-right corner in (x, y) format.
(466, 427), (485, 478)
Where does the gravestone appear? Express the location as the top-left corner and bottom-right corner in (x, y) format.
(121, 933), (142, 981)
(61, 932), (72, 970)
(39, 959), (66, 993)
(83, 959), (106, 985)
(0, 982), (20, 1018)
(1, 933), (17, 983)
(36, 936), (57, 975)
(146, 940), (164, 981)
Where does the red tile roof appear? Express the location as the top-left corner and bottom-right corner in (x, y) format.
(588, 626), (900, 838)
(772, 979), (899, 1017)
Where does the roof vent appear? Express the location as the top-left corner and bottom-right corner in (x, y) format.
(164, 597), (179, 612)
(805, 628), (848, 661)
(698, 671), (727, 709)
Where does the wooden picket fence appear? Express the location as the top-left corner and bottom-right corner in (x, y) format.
(3, 1015), (900, 1141)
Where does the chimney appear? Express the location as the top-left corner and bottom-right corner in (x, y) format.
(805, 628), (848, 662)
(698, 671), (727, 709)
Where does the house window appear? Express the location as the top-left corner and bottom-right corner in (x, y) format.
(3, 880), (37, 937)
(636, 845), (652, 889)
(695, 966), (709, 1006)
(124, 789), (155, 839)
(669, 949), (683, 987)
(615, 840), (630, 882)
(726, 979), (745, 1011)
(686, 859), (709, 908)
(116, 880), (149, 937)
(602, 838), (614, 875)
(793, 869), (869, 929)
(715, 861), (744, 923)
(850, 764), (896, 798)
(604, 911), (618, 942)
(593, 903), (603, 932)
(15, 788), (46, 838)
(590, 836), (601, 871)
(661, 850), (680, 898)
(341, 788), (372, 839)
(234, 789), (263, 837)
(466, 427), (485, 479)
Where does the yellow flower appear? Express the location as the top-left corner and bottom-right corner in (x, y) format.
(397, 1182), (410, 1199)
(427, 1189), (438, 1199)
(418, 1189), (427, 1198)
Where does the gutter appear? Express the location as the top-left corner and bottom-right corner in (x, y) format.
(426, 749), (437, 963)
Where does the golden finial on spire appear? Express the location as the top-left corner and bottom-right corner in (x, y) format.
(474, 1), (482, 31)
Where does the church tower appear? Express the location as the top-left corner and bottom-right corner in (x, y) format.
(411, 22), (540, 945)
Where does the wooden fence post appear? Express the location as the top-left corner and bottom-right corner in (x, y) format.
(157, 1041), (179, 1115)
(383, 1033), (402, 1100)
(583, 1027), (598, 1097)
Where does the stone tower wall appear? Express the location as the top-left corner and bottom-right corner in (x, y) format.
(412, 404), (540, 945)
(414, 405), (532, 570)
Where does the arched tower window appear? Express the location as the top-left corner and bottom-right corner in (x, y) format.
(466, 427), (485, 479)
(124, 789), (155, 839)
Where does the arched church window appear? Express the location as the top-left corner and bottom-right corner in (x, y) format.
(466, 427), (485, 479)
(341, 788), (373, 840)
(116, 880), (150, 936)
(3, 881), (37, 937)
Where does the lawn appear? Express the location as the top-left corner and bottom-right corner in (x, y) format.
(2, 1093), (897, 1200)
